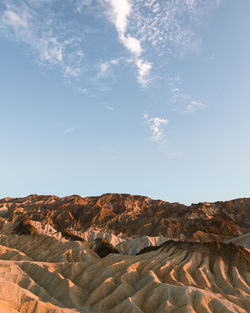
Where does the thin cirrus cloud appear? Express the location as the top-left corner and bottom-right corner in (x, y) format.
(104, 0), (220, 87)
(0, 0), (222, 147)
(0, 1), (84, 77)
(183, 100), (206, 114)
(4, 9), (28, 29)
(0, 0), (221, 89)
(64, 127), (75, 134)
(167, 75), (206, 114)
(95, 58), (122, 80)
(144, 113), (168, 142)
(97, 62), (111, 78)
(106, 0), (152, 87)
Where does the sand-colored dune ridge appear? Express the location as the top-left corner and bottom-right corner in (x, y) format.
(0, 233), (249, 312)
(0, 194), (249, 312)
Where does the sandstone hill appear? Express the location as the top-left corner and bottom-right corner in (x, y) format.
(0, 193), (249, 313)
(1, 193), (249, 242)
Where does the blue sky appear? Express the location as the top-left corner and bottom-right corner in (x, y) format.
(0, 0), (249, 204)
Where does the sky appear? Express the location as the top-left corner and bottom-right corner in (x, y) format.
(0, 0), (249, 204)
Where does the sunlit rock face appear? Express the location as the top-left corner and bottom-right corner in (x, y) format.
(0, 194), (249, 313)
(1, 193), (249, 241)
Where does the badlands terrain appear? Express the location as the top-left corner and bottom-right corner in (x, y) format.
(0, 193), (249, 313)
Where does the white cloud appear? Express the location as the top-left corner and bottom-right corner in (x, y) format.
(106, 0), (151, 87)
(110, 58), (120, 65)
(183, 100), (206, 114)
(0, 1), (85, 82)
(122, 35), (142, 56)
(136, 59), (152, 88)
(130, 0), (221, 61)
(144, 113), (168, 141)
(107, 106), (114, 111)
(1, 6), (65, 65)
(78, 87), (88, 94)
(74, 0), (93, 12)
(105, 0), (220, 86)
(166, 75), (206, 114)
(98, 62), (110, 77)
(108, 0), (131, 35)
(4, 10), (28, 29)
(64, 65), (81, 77)
(64, 127), (75, 134)
(185, 0), (197, 10)
(171, 87), (179, 93)
(0, 0), (222, 92)
(93, 61), (114, 84)
(38, 36), (63, 64)
(94, 57), (124, 82)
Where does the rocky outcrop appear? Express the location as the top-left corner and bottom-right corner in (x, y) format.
(1, 194), (249, 242)
(0, 193), (249, 313)
(92, 238), (120, 257)
(0, 230), (249, 313)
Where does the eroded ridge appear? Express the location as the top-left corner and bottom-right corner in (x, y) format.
(0, 234), (249, 313)
(0, 194), (249, 313)
(1, 194), (249, 242)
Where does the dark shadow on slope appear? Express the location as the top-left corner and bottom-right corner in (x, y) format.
(12, 219), (39, 235)
(61, 230), (84, 241)
(93, 238), (120, 258)
(137, 240), (250, 272)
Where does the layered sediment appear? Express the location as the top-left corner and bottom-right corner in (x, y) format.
(0, 194), (249, 312)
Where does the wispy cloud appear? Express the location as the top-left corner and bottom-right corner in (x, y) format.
(144, 113), (168, 142)
(97, 62), (111, 78)
(78, 87), (88, 95)
(110, 58), (121, 65)
(167, 74), (206, 114)
(130, 0), (221, 64)
(107, 106), (114, 111)
(106, 0), (152, 87)
(0, 1), (84, 79)
(183, 100), (206, 114)
(136, 59), (152, 88)
(104, 0), (220, 86)
(64, 65), (81, 78)
(3, 9), (29, 29)
(64, 127), (75, 134)
(94, 57), (123, 82)
(0, 0), (221, 91)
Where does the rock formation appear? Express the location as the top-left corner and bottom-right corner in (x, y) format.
(0, 193), (249, 312)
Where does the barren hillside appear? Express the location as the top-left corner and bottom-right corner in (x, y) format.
(0, 194), (249, 313)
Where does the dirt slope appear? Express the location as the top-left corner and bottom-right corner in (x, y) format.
(0, 194), (249, 313)
(0, 233), (249, 313)
(1, 193), (249, 241)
